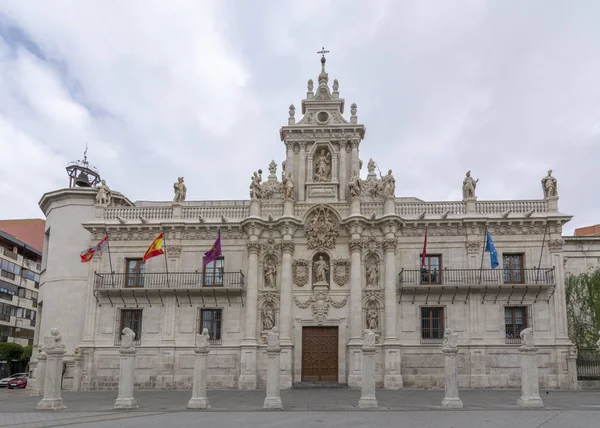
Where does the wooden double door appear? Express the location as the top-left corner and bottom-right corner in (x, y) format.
(301, 326), (338, 382)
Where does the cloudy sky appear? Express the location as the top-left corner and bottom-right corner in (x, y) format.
(1, 0), (598, 234)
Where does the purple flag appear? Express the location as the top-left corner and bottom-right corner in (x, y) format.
(203, 231), (222, 265)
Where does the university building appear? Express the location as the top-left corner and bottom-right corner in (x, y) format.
(33, 56), (584, 391)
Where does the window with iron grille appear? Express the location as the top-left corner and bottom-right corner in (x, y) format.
(199, 308), (222, 345)
(504, 305), (529, 344)
(125, 259), (145, 288)
(203, 257), (224, 287)
(503, 254), (524, 284)
(421, 306), (445, 343)
(115, 308), (143, 345)
(419, 255), (442, 284)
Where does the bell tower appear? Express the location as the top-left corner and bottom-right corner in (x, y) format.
(280, 49), (366, 202)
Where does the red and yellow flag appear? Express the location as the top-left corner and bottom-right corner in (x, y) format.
(142, 233), (164, 264)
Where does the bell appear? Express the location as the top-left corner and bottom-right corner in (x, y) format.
(75, 171), (91, 187)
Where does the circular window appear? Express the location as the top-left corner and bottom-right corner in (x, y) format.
(317, 111), (329, 123)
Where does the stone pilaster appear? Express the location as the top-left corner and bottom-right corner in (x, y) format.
(239, 240), (261, 389)
(279, 240), (294, 389)
(298, 141), (306, 201)
(348, 232), (364, 388)
(566, 347), (579, 390)
(263, 328), (282, 409)
(72, 352), (83, 391)
(37, 329), (66, 410)
(29, 349), (46, 396)
(382, 236), (402, 389)
(350, 139), (360, 175)
(188, 330), (210, 409)
(358, 329), (378, 408)
(339, 141), (348, 200)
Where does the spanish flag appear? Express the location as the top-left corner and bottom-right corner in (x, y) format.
(142, 233), (164, 264)
(80, 235), (108, 263)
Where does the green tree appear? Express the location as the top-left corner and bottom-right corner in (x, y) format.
(20, 346), (32, 364)
(565, 267), (600, 350)
(0, 342), (24, 362)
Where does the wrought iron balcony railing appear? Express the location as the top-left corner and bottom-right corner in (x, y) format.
(398, 267), (555, 287)
(94, 271), (245, 291)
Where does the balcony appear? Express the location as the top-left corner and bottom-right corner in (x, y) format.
(398, 267), (555, 304)
(93, 271), (245, 306)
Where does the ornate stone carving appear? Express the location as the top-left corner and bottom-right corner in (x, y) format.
(382, 170), (396, 198)
(520, 327), (535, 348)
(288, 105), (295, 121)
(365, 256), (379, 288)
(293, 292), (348, 325)
(333, 259), (350, 286)
(382, 238), (397, 253)
(313, 254), (330, 287)
(361, 175), (382, 199)
(366, 303), (379, 331)
(333, 79), (339, 92)
(541, 170), (558, 198)
(350, 103), (357, 117)
(314, 148), (332, 182)
(363, 235), (381, 254)
(249, 170), (263, 200)
(43, 328), (64, 351)
(462, 170), (478, 200)
(348, 170), (363, 197)
(282, 172), (294, 199)
(197, 328), (210, 351)
(292, 260), (310, 287)
(120, 327), (136, 349)
(307, 79), (314, 92)
(304, 206), (339, 249)
(95, 180), (112, 206)
(263, 257), (277, 288)
(548, 239), (564, 252)
(281, 240), (295, 254)
(262, 303), (276, 331)
(246, 241), (262, 255)
(465, 240), (482, 253)
(268, 160), (277, 176)
(267, 327), (279, 350)
(166, 245), (182, 258)
(442, 328), (458, 351)
(363, 329), (376, 348)
(349, 238), (364, 253)
(173, 177), (187, 203)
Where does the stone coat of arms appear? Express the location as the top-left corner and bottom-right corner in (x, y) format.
(304, 206), (339, 249)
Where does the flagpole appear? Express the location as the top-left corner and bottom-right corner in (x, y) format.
(162, 230), (170, 288)
(535, 223), (548, 284)
(478, 226), (488, 285)
(105, 228), (115, 287)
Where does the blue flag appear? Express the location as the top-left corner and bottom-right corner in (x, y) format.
(485, 231), (499, 269)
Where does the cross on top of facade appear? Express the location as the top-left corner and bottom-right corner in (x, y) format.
(318, 46), (330, 65)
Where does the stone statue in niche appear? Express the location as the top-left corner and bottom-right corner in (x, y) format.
(313, 254), (330, 287)
(365, 258), (379, 288)
(382, 170), (396, 197)
(366, 305), (379, 330)
(348, 171), (362, 198)
(314, 148), (331, 182)
(249, 170), (263, 199)
(462, 170), (478, 200)
(173, 177), (187, 203)
(282, 172), (294, 200)
(541, 170), (558, 198)
(96, 180), (112, 206)
(262, 304), (276, 331)
(263, 258), (277, 288)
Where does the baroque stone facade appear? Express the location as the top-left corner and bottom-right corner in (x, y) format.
(32, 55), (581, 392)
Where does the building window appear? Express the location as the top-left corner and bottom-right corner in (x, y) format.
(503, 254), (524, 284)
(32, 291), (38, 308)
(505, 306), (529, 344)
(115, 308), (142, 345)
(203, 257), (224, 287)
(0, 258), (20, 280)
(420, 255), (442, 284)
(421, 306), (445, 343)
(199, 308), (222, 344)
(125, 259), (145, 288)
(1, 245), (18, 261)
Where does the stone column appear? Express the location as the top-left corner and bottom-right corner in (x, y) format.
(339, 142), (348, 200)
(358, 329), (378, 408)
(350, 139), (360, 174)
(30, 348), (47, 396)
(566, 346), (579, 390)
(263, 327), (283, 409)
(239, 238), (261, 389)
(37, 329), (67, 410)
(297, 142), (306, 201)
(279, 240), (295, 389)
(517, 328), (544, 408)
(72, 348), (83, 391)
(348, 230), (364, 388)
(114, 328), (138, 409)
(441, 329), (463, 409)
(382, 236), (402, 389)
(188, 328), (211, 409)
(331, 153), (339, 182)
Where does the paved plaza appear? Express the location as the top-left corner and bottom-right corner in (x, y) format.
(1, 388), (600, 427)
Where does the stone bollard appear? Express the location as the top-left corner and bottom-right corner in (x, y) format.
(263, 327), (282, 409)
(358, 329), (378, 409)
(30, 347), (47, 396)
(188, 328), (211, 409)
(37, 329), (67, 410)
(441, 328), (463, 409)
(517, 328), (544, 408)
(566, 346), (579, 390)
(114, 328), (138, 409)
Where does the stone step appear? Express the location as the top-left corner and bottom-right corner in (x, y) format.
(292, 382), (349, 389)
